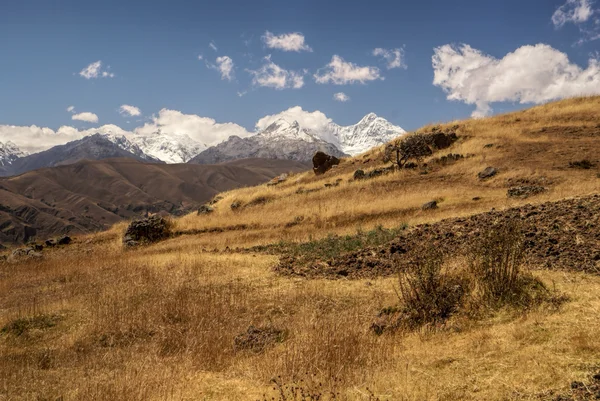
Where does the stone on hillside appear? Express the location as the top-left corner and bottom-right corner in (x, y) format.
(123, 215), (172, 247)
(45, 239), (57, 247)
(428, 132), (458, 149)
(267, 173), (289, 186)
(57, 235), (72, 245)
(197, 205), (214, 215)
(312, 151), (340, 175)
(478, 167), (498, 180)
(507, 186), (547, 198)
(422, 200), (438, 210)
(230, 201), (241, 211)
(353, 169), (366, 180)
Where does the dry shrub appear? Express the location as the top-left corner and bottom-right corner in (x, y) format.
(375, 224), (565, 333)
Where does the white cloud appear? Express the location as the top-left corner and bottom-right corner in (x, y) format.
(333, 92), (350, 102)
(79, 61), (115, 79)
(552, 0), (593, 27)
(215, 56), (234, 81)
(72, 112), (99, 123)
(66, 106), (75, 113)
(198, 54), (203, 60)
(372, 47), (406, 69)
(135, 109), (251, 146)
(247, 55), (305, 89)
(432, 43), (600, 117)
(262, 31), (313, 52)
(119, 105), (142, 117)
(209, 41), (218, 51)
(314, 55), (382, 85)
(0, 125), (87, 153)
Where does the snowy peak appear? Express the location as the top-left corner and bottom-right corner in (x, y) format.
(93, 133), (159, 162)
(129, 131), (205, 164)
(0, 141), (28, 166)
(332, 113), (406, 156)
(259, 119), (321, 143)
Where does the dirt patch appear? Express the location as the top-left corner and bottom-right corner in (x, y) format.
(274, 194), (600, 279)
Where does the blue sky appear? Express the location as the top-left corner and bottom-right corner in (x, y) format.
(1, 0), (600, 152)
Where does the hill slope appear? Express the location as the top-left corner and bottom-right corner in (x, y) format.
(0, 157), (308, 245)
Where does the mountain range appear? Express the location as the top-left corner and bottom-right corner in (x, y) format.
(0, 113), (405, 176)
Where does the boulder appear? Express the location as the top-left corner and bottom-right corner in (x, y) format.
(422, 201), (438, 210)
(197, 205), (214, 215)
(267, 173), (289, 186)
(478, 167), (498, 180)
(230, 201), (241, 211)
(353, 169), (366, 180)
(123, 215), (172, 247)
(45, 239), (57, 247)
(57, 235), (72, 245)
(312, 151), (340, 175)
(429, 132), (458, 149)
(507, 186), (546, 198)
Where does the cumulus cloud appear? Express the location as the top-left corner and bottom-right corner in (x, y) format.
(72, 112), (99, 123)
(119, 105), (142, 117)
(372, 48), (406, 69)
(552, 0), (594, 27)
(432, 43), (600, 117)
(247, 55), (305, 89)
(66, 106), (75, 113)
(209, 41), (218, 51)
(333, 92), (350, 102)
(79, 61), (114, 79)
(135, 109), (251, 146)
(214, 56), (235, 81)
(314, 55), (382, 85)
(0, 125), (87, 153)
(262, 31), (313, 52)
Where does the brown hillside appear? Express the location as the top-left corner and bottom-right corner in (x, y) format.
(0, 157), (309, 246)
(1, 97), (600, 401)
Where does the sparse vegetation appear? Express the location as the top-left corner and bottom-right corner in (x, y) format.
(3, 97), (600, 400)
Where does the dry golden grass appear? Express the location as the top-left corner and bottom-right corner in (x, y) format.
(2, 97), (600, 400)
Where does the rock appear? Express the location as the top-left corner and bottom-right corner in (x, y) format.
(472, 197), (481, 201)
(10, 247), (43, 260)
(484, 143), (494, 148)
(45, 239), (57, 247)
(197, 205), (214, 215)
(507, 186), (547, 198)
(312, 151), (340, 175)
(233, 325), (285, 353)
(57, 235), (71, 245)
(422, 201), (438, 210)
(353, 169), (366, 180)
(230, 201), (241, 211)
(208, 195), (223, 205)
(267, 173), (288, 186)
(478, 167), (498, 180)
(122, 215), (172, 247)
(429, 132), (458, 149)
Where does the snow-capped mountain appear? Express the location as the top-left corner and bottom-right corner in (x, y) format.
(99, 133), (159, 162)
(0, 141), (28, 166)
(130, 131), (205, 164)
(326, 113), (406, 156)
(190, 113), (405, 164)
(189, 119), (346, 164)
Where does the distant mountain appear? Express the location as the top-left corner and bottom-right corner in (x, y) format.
(325, 113), (406, 156)
(190, 113), (406, 164)
(189, 119), (347, 164)
(2, 133), (162, 176)
(130, 131), (205, 164)
(0, 141), (28, 167)
(0, 157), (309, 245)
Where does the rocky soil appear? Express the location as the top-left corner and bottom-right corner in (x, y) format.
(275, 194), (600, 279)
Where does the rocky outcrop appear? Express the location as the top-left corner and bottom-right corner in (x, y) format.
(123, 215), (172, 247)
(312, 152), (341, 175)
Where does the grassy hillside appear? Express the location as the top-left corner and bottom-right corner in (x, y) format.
(1, 97), (600, 400)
